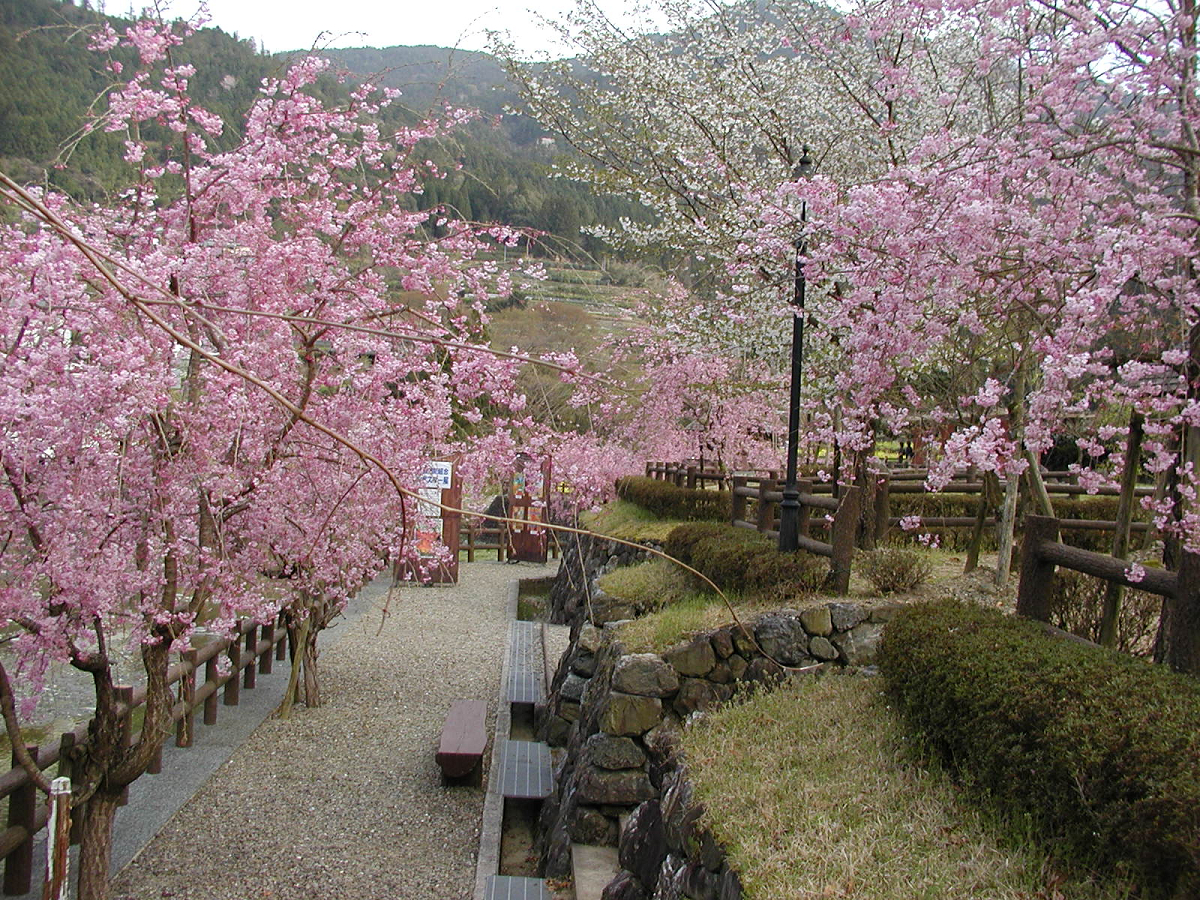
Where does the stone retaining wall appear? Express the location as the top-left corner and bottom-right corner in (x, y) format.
(547, 533), (659, 633)
(535, 597), (899, 890)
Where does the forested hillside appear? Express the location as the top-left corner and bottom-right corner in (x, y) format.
(0, 0), (643, 254)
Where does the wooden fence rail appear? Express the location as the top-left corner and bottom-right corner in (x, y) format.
(644, 460), (734, 490)
(730, 476), (861, 593)
(0, 615), (287, 896)
(1016, 515), (1200, 673)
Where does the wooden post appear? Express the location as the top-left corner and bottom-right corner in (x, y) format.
(1161, 551), (1200, 676)
(43, 776), (71, 900)
(242, 624), (257, 690)
(177, 649), (197, 748)
(824, 485), (861, 595)
(873, 474), (890, 546)
(275, 614), (288, 662)
(465, 522), (476, 563)
(731, 475), (747, 525)
(797, 479), (813, 538)
(57, 731), (83, 846)
(260, 620), (274, 675)
(686, 465), (697, 489)
(224, 628), (241, 706)
(756, 478), (777, 535)
(114, 685), (133, 805)
(204, 655), (219, 725)
(1016, 515), (1060, 622)
(3, 745), (37, 895)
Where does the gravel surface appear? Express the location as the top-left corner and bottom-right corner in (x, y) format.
(109, 560), (557, 900)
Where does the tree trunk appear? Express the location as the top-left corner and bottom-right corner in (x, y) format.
(995, 471), (1022, 585)
(965, 472), (1000, 574)
(75, 790), (120, 900)
(1100, 410), (1144, 648)
(301, 631), (321, 709)
(996, 367), (1028, 585)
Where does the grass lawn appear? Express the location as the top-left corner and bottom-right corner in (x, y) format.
(682, 675), (1137, 900)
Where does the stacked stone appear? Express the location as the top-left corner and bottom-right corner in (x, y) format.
(547, 534), (658, 632)
(604, 767), (741, 900)
(535, 602), (901, 889)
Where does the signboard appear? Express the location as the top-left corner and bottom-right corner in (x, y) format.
(507, 454), (552, 563)
(422, 461), (454, 490)
(396, 458), (462, 585)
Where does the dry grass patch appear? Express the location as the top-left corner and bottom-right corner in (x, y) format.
(681, 675), (1135, 900)
(580, 500), (689, 543)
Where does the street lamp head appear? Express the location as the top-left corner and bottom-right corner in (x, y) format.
(793, 145), (814, 181)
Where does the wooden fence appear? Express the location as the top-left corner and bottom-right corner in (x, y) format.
(1016, 514), (1200, 673)
(0, 616), (287, 896)
(704, 463), (1154, 544)
(458, 520), (560, 562)
(730, 475), (862, 593)
(644, 460), (734, 490)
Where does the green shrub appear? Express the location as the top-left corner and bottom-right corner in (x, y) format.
(858, 547), (933, 594)
(616, 476), (731, 521)
(879, 601), (1200, 897)
(664, 522), (825, 595)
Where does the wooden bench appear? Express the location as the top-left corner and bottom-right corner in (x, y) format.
(437, 699), (488, 783)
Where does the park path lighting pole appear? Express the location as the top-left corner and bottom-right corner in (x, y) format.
(778, 146), (814, 552)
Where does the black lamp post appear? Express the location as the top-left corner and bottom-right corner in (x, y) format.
(778, 146), (814, 552)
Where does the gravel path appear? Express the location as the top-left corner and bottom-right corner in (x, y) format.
(109, 560), (557, 900)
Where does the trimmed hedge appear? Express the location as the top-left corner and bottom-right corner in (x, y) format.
(879, 601), (1200, 896)
(886, 493), (1150, 552)
(615, 476), (731, 521)
(664, 522), (824, 594)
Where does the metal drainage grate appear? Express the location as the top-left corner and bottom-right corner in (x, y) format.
(498, 740), (553, 800)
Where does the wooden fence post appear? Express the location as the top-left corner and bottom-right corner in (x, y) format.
(1016, 515), (1060, 622)
(260, 620), (275, 675)
(3, 745), (37, 895)
(1161, 550), (1200, 676)
(731, 475), (747, 525)
(204, 655), (219, 725)
(44, 776), (71, 900)
(824, 485), (861, 595)
(873, 474), (890, 545)
(686, 466), (697, 489)
(57, 731), (83, 845)
(797, 479), (813, 538)
(224, 627), (242, 706)
(756, 478), (778, 535)
(114, 686), (133, 804)
(275, 614), (288, 662)
(242, 624), (257, 691)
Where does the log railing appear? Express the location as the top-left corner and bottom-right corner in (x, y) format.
(730, 475), (861, 593)
(644, 460), (733, 490)
(0, 615), (287, 896)
(1016, 515), (1200, 673)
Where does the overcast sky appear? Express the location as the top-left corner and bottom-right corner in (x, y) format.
(189, 0), (652, 57)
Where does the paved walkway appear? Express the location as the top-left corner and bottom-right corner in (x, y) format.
(97, 560), (556, 900)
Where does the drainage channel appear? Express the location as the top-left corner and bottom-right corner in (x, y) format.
(476, 579), (567, 900)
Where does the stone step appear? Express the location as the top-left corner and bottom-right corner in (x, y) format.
(508, 620), (545, 704)
(498, 739), (554, 800)
(484, 875), (551, 900)
(571, 843), (620, 900)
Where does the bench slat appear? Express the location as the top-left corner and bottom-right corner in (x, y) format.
(437, 699), (488, 778)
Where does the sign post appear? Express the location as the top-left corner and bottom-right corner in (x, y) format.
(507, 453), (551, 563)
